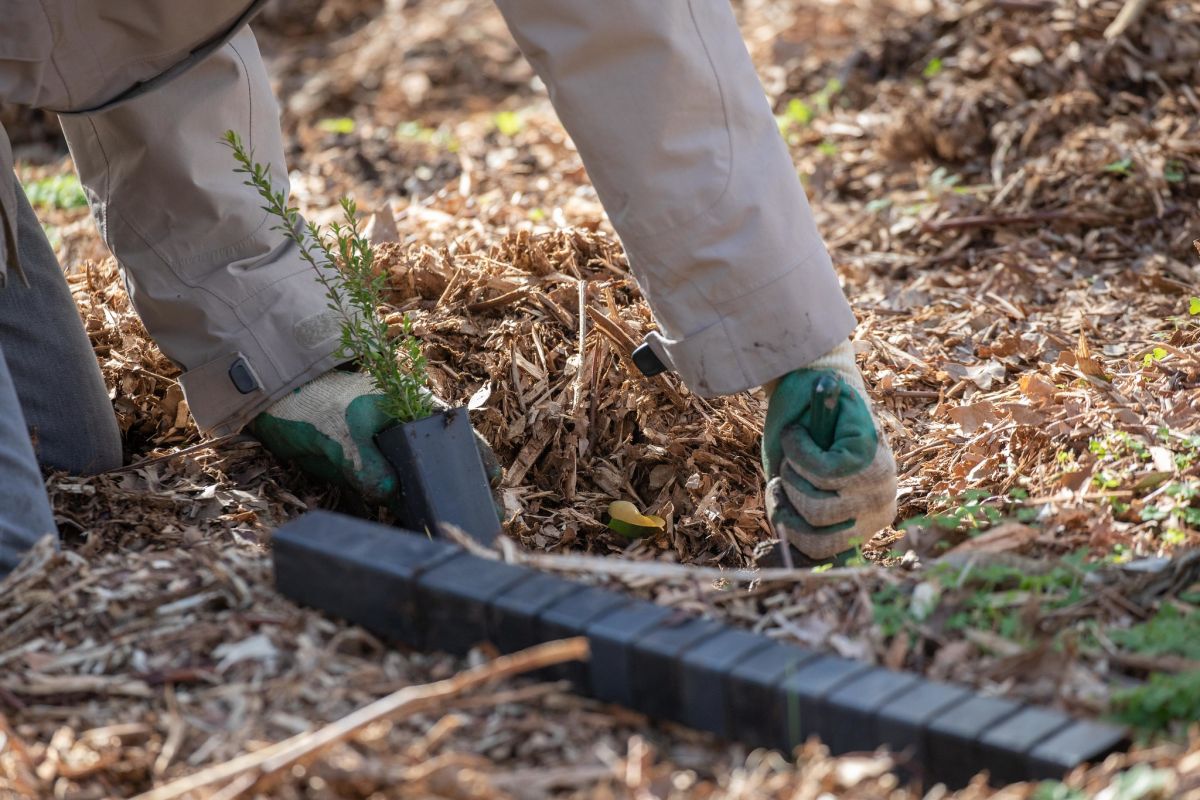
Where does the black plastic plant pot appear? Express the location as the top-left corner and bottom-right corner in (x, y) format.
(375, 407), (502, 547)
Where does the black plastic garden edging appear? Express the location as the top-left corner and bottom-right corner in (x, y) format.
(272, 510), (1129, 788)
(374, 406), (502, 547)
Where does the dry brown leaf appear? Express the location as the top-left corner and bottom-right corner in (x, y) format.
(1019, 373), (1057, 399)
(1076, 329), (1107, 379)
(946, 401), (999, 434)
(943, 522), (1038, 555)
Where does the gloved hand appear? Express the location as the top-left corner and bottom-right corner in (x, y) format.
(249, 370), (501, 512)
(761, 340), (897, 561)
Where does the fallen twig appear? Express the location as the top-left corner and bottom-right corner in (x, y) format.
(132, 638), (589, 800)
(572, 279), (588, 414)
(1104, 0), (1153, 39)
(920, 209), (1104, 233)
(100, 434), (252, 475)
(442, 525), (889, 586)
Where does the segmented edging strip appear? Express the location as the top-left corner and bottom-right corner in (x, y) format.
(272, 511), (1128, 788)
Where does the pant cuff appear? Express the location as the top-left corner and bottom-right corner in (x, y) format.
(643, 253), (857, 397)
(179, 338), (343, 437)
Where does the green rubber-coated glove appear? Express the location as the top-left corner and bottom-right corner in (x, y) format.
(249, 370), (502, 512)
(762, 340), (897, 560)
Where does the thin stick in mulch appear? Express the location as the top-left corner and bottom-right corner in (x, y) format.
(133, 637), (590, 800)
(920, 209), (1110, 234)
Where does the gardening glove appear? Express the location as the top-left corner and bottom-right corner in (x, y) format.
(249, 370), (502, 511)
(762, 340), (897, 561)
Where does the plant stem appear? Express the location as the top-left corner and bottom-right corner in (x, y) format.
(223, 131), (433, 423)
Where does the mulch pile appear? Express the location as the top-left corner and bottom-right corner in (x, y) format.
(2, 0), (1200, 796)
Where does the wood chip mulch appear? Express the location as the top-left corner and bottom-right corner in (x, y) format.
(3, 0), (1200, 796)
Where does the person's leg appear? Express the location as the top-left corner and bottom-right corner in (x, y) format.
(60, 27), (450, 511)
(59, 28), (343, 439)
(0, 188), (123, 474)
(0, 0), (260, 289)
(491, 1), (896, 560)
(492, 0), (857, 397)
(0, 343), (57, 578)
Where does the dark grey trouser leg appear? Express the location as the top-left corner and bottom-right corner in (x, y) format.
(0, 343), (56, 578)
(0, 189), (122, 474)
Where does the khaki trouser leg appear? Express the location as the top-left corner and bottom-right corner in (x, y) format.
(493, 0), (856, 395)
(0, 1), (263, 281)
(59, 28), (343, 437)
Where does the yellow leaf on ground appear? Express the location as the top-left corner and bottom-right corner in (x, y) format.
(607, 500), (667, 539)
(608, 501), (665, 529)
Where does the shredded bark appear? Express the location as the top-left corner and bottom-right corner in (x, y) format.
(3, 0), (1200, 795)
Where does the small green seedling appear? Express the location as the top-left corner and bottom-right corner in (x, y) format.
(1112, 670), (1200, 734)
(1030, 781), (1087, 800)
(317, 117), (356, 135)
(1110, 605), (1200, 661)
(493, 111), (523, 138)
(900, 488), (1002, 534)
(1142, 347), (1168, 368)
(1103, 158), (1134, 177)
(225, 131), (432, 424)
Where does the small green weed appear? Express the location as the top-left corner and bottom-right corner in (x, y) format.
(922, 57), (944, 79)
(1074, 429), (1200, 547)
(936, 553), (1094, 644)
(813, 78), (842, 115)
(225, 131), (432, 423)
(317, 117), (356, 135)
(871, 582), (917, 638)
(775, 79), (843, 137)
(1158, 295), (1200, 334)
(1089, 430), (1149, 461)
(1142, 347), (1168, 368)
(493, 110), (523, 138)
(872, 551), (1097, 645)
(1029, 782), (1087, 800)
(900, 489), (1004, 534)
(785, 98), (812, 127)
(1103, 158), (1134, 177)
(1111, 605), (1200, 660)
(1093, 765), (1174, 799)
(396, 121), (459, 151)
(1112, 669), (1200, 734)
(23, 173), (87, 210)
(1108, 606), (1200, 734)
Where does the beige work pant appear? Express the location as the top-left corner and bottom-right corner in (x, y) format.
(0, 1), (855, 436)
